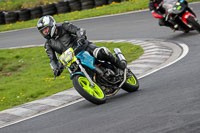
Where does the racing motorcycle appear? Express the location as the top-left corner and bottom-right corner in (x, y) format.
(56, 43), (139, 105)
(162, 0), (200, 33)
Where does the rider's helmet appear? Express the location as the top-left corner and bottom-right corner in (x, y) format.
(37, 15), (56, 39)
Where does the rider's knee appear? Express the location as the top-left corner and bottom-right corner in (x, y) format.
(93, 47), (111, 59)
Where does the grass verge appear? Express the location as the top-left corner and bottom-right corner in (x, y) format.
(0, 0), (199, 32)
(0, 0), (60, 11)
(0, 42), (143, 111)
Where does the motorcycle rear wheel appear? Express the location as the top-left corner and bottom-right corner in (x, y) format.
(187, 16), (200, 33)
(121, 69), (139, 92)
(73, 75), (106, 105)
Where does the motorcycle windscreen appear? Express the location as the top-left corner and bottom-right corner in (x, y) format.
(163, 0), (187, 14)
(163, 0), (186, 14)
(163, 0), (177, 9)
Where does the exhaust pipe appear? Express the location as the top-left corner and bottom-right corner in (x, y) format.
(114, 48), (127, 64)
(114, 48), (127, 88)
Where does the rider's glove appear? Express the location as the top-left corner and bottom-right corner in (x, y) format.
(53, 63), (64, 77)
(53, 69), (60, 77)
(151, 11), (164, 19)
(77, 37), (86, 46)
(76, 28), (87, 39)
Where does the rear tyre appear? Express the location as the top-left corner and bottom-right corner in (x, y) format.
(187, 16), (200, 33)
(121, 69), (139, 92)
(68, 0), (82, 11)
(18, 8), (31, 21)
(0, 11), (5, 24)
(73, 75), (106, 105)
(42, 3), (57, 16)
(30, 6), (43, 19)
(4, 11), (18, 24)
(55, 1), (70, 14)
(184, 30), (190, 33)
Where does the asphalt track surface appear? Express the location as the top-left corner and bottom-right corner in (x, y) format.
(0, 3), (200, 133)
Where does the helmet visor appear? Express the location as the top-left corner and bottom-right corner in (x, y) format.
(41, 26), (50, 36)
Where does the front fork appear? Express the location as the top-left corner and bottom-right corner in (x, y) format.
(75, 60), (95, 87)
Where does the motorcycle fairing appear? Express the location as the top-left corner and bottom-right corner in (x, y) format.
(76, 51), (96, 70)
(182, 12), (195, 24)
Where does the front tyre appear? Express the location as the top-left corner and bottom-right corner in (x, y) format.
(187, 16), (200, 33)
(73, 75), (106, 105)
(121, 69), (139, 92)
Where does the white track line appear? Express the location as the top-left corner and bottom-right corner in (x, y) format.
(139, 42), (189, 79)
(0, 41), (189, 129)
(0, 1), (193, 127)
(0, 99), (84, 129)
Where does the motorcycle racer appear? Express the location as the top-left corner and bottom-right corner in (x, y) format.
(149, 0), (176, 30)
(37, 15), (126, 77)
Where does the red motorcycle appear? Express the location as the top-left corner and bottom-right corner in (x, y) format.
(163, 0), (200, 33)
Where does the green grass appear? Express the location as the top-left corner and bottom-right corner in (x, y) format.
(0, 0), (60, 11)
(0, 0), (148, 32)
(0, 42), (143, 111)
(1, 0), (198, 11)
(0, 0), (199, 32)
(188, 0), (200, 1)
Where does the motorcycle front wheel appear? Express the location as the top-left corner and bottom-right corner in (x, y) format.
(72, 75), (106, 105)
(121, 69), (139, 92)
(187, 16), (200, 33)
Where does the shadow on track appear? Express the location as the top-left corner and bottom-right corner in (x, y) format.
(166, 31), (199, 40)
(76, 89), (144, 110)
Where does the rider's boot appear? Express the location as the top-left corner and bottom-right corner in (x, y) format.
(93, 47), (127, 70)
(171, 24), (179, 32)
(106, 52), (127, 70)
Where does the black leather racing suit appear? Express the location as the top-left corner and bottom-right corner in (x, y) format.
(44, 21), (97, 71)
(44, 21), (125, 75)
(149, 0), (165, 14)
